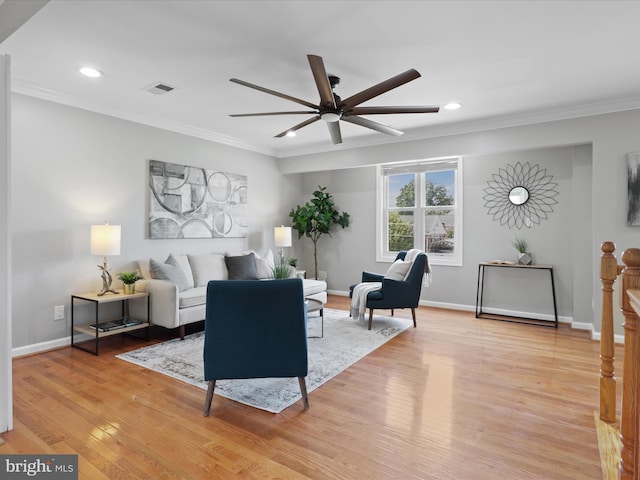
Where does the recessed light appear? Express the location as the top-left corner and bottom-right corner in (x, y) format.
(444, 102), (462, 111)
(79, 67), (103, 78)
(285, 131), (296, 137)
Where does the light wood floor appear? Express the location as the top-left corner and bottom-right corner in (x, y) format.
(1, 296), (615, 479)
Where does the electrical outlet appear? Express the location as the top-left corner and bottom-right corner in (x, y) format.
(54, 305), (64, 321)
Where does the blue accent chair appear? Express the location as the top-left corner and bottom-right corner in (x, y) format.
(203, 278), (309, 416)
(349, 251), (427, 330)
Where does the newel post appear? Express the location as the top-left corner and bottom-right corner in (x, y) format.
(600, 241), (618, 423)
(619, 248), (640, 480)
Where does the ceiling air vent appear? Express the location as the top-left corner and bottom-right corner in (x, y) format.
(146, 82), (176, 95)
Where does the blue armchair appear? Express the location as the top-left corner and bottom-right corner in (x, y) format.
(203, 278), (309, 416)
(350, 251), (428, 330)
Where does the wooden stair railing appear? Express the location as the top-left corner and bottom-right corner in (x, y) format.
(600, 241), (622, 424)
(620, 248), (640, 480)
(599, 243), (640, 479)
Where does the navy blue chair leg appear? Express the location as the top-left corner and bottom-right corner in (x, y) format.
(298, 377), (309, 410)
(204, 380), (216, 416)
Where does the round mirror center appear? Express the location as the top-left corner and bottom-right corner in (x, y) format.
(509, 186), (529, 205)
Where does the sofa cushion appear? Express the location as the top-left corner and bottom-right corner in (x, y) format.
(253, 249), (275, 279)
(384, 260), (411, 281)
(179, 287), (207, 309)
(188, 254), (228, 287)
(149, 258), (191, 292)
(225, 253), (259, 280)
(302, 279), (327, 296)
(167, 254), (194, 290)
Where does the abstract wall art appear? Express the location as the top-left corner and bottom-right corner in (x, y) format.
(628, 152), (640, 226)
(148, 160), (247, 239)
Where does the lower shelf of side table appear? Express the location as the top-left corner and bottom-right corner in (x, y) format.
(73, 320), (150, 338)
(71, 290), (150, 355)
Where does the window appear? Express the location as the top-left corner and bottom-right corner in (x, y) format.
(377, 157), (463, 266)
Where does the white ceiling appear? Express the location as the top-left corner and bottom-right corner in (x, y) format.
(1, 0), (640, 158)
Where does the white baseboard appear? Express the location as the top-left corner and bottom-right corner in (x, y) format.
(331, 288), (589, 329)
(12, 336), (70, 358)
(11, 292), (611, 356)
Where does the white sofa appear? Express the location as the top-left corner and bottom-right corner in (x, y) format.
(131, 251), (327, 339)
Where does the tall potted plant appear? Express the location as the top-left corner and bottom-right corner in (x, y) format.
(289, 186), (350, 280)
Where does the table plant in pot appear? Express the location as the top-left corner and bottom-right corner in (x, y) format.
(512, 238), (532, 265)
(289, 186), (350, 280)
(117, 271), (143, 294)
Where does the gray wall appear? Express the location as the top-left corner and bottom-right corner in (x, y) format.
(11, 94), (303, 351)
(283, 109), (640, 337)
(300, 145), (590, 324)
(10, 93), (640, 352)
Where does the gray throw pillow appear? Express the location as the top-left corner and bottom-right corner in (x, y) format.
(149, 258), (191, 292)
(225, 253), (259, 280)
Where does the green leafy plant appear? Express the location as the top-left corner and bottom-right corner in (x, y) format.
(117, 271), (143, 284)
(272, 258), (292, 279)
(289, 186), (350, 280)
(511, 238), (528, 253)
(288, 258), (298, 267)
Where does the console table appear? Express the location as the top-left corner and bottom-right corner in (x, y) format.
(475, 262), (558, 328)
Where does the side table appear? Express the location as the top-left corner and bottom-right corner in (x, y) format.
(475, 262), (558, 328)
(71, 290), (150, 355)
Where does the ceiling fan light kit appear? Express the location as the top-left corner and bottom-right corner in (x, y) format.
(229, 54), (440, 145)
(320, 111), (341, 123)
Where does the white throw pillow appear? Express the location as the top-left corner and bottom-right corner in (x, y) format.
(384, 260), (411, 281)
(187, 254), (228, 286)
(149, 258), (191, 292)
(253, 249), (275, 279)
(166, 254), (194, 289)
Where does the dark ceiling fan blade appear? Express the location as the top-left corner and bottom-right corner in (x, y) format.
(339, 69), (421, 109)
(274, 115), (321, 138)
(346, 106), (440, 115)
(342, 116), (404, 137)
(230, 78), (318, 109)
(307, 54), (336, 109)
(327, 121), (342, 145)
(230, 111), (317, 117)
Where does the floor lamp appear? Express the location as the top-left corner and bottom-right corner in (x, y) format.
(91, 223), (121, 296)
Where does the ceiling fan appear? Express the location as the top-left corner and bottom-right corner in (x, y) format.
(229, 54), (440, 145)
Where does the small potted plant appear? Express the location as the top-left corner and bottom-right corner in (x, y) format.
(117, 271), (143, 294)
(512, 238), (532, 265)
(271, 257), (293, 279)
(288, 258), (298, 268)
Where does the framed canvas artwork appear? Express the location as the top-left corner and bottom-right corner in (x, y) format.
(148, 160), (247, 238)
(628, 152), (640, 226)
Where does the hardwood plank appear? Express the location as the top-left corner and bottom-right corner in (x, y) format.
(0, 296), (611, 479)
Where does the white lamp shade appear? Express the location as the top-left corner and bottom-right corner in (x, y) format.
(274, 226), (292, 248)
(90, 224), (121, 256)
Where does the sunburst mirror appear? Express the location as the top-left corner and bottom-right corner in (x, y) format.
(483, 162), (559, 229)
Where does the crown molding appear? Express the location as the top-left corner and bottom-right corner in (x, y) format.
(10, 79), (278, 157)
(275, 95), (640, 158)
(11, 78), (640, 160)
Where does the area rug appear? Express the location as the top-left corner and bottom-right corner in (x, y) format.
(116, 308), (411, 413)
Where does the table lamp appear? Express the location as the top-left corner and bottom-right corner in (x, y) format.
(274, 225), (292, 262)
(91, 223), (121, 296)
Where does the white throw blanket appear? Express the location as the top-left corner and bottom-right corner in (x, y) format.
(350, 250), (433, 322)
(350, 282), (382, 322)
(404, 248), (432, 286)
